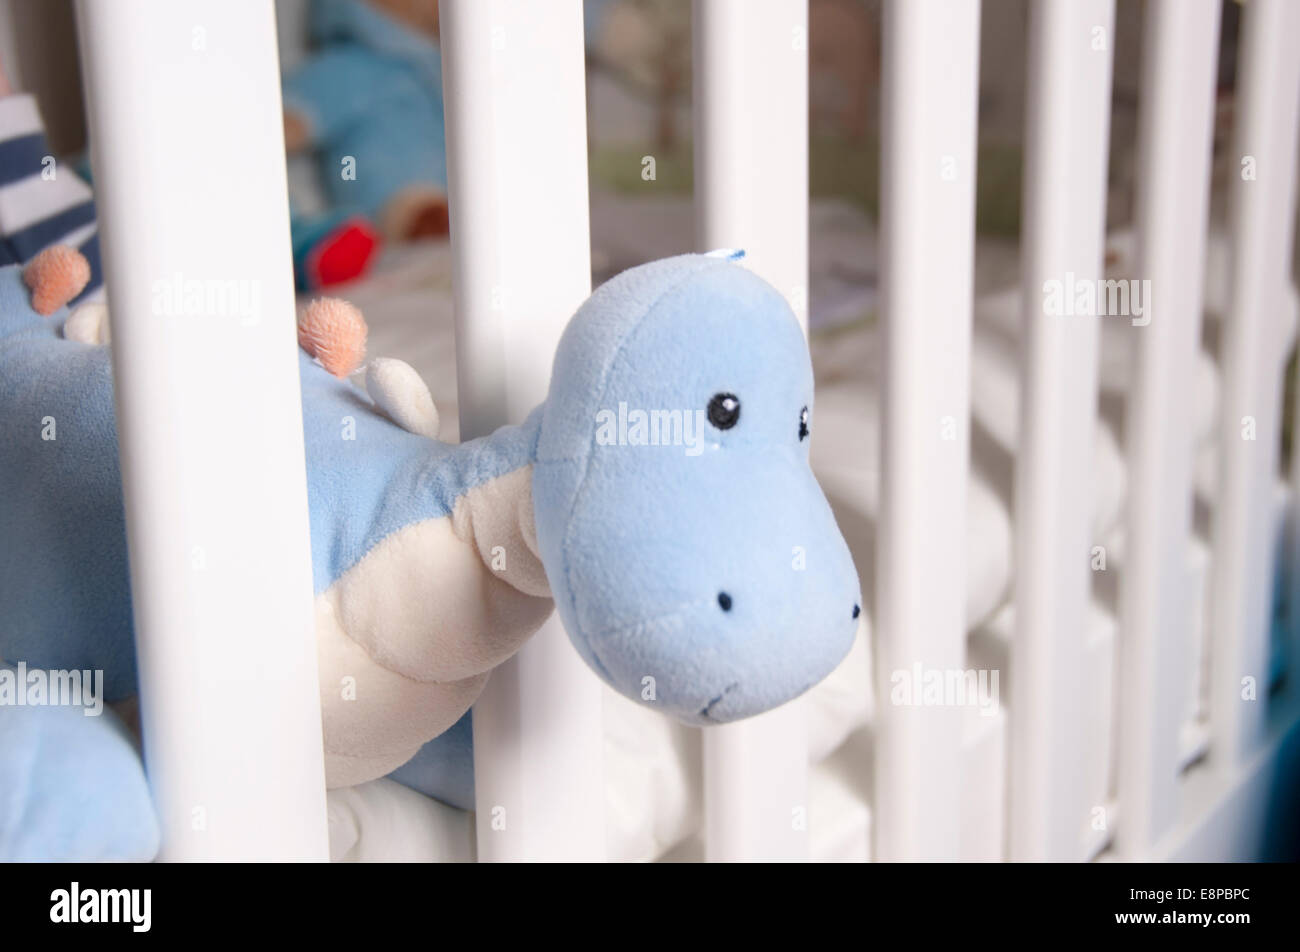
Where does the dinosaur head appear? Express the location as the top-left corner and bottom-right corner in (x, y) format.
(534, 254), (861, 724)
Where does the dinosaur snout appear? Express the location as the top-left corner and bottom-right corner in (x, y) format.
(552, 449), (861, 727)
(687, 568), (861, 723)
(717, 590), (860, 621)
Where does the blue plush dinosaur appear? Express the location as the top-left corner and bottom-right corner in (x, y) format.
(0, 246), (860, 860)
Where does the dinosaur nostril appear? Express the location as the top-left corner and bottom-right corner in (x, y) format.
(718, 592), (732, 612)
(852, 603), (861, 620)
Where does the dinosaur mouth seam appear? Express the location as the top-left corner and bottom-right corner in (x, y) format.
(699, 682), (740, 719)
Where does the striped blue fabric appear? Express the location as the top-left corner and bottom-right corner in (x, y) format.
(0, 95), (103, 302)
(0, 133), (50, 187)
(7, 200), (96, 260)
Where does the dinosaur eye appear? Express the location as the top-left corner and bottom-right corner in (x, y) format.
(708, 392), (740, 430)
(798, 406), (810, 441)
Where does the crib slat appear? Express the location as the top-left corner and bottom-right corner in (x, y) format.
(1210, 0), (1300, 768)
(1115, 0), (1221, 859)
(441, 0), (605, 862)
(876, 0), (980, 861)
(694, 0), (810, 327)
(693, 0), (811, 862)
(1009, 0), (1115, 863)
(73, 0), (327, 859)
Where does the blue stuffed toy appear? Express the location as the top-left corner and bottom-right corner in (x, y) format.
(282, 0), (449, 243)
(0, 245), (860, 861)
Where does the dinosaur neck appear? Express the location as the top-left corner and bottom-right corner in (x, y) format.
(447, 406), (550, 599)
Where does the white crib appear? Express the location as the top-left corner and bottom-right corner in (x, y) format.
(58, 0), (1300, 861)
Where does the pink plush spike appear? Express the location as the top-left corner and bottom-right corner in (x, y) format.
(23, 245), (91, 316)
(297, 297), (367, 377)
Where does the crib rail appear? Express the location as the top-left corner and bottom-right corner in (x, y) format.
(1009, 0), (1114, 863)
(873, 0), (980, 862)
(441, 0), (605, 862)
(74, 0), (328, 860)
(693, 0), (812, 863)
(1115, 0), (1221, 859)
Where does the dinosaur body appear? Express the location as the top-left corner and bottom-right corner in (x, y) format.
(0, 258), (548, 788)
(300, 359), (549, 785)
(0, 248), (862, 860)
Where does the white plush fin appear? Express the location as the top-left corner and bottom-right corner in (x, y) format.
(63, 300), (111, 345)
(365, 357), (440, 439)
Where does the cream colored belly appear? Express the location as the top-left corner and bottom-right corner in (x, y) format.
(313, 466), (552, 787)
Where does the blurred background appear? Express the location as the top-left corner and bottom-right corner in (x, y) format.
(0, 0), (1258, 320)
